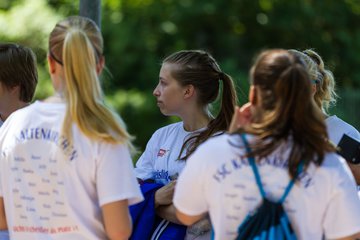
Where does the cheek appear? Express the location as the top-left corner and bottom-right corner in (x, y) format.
(311, 85), (317, 96)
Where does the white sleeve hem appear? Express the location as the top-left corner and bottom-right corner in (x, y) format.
(173, 198), (207, 216)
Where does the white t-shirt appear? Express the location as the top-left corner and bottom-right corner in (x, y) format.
(174, 134), (360, 240)
(0, 101), (143, 240)
(134, 122), (200, 184)
(326, 115), (360, 144)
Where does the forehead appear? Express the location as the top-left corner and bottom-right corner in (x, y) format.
(159, 63), (178, 79)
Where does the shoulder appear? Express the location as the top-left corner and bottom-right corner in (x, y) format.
(318, 152), (355, 182)
(326, 115), (360, 142)
(156, 121), (183, 132)
(151, 122), (184, 138)
(326, 116), (359, 135)
(191, 133), (244, 160)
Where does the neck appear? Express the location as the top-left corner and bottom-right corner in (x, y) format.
(181, 110), (211, 132)
(1, 101), (29, 121)
(43, 92), (65, 103)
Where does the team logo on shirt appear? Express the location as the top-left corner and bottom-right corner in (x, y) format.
(157, 148), (168, 157)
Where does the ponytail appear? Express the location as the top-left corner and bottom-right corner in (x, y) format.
(243, 49), (335, 178)
(50, 16), (133, 148)
(179, 72), (237, 160)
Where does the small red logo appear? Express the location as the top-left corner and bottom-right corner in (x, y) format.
(157, 149), (167, 157)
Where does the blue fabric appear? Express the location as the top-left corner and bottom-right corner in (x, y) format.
(129, 182), (163, 240)
(129, 182), (186, 240)
(0, 230), (9, 240)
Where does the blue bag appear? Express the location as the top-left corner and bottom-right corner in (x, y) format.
(237, 134), (302, 240)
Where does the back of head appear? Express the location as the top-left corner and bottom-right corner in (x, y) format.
(164, 50), (237, 159)
(0, 43), (38, 102)
(289, 49), (337, 114)
(49, 16), (103, 67)
(247, 49), (335, 178)
(48, 16), (132, 146)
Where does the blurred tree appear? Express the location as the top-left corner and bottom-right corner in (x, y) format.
(1, 0), (360, 154)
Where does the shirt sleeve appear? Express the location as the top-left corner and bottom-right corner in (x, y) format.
(96, 143), (143, 206)
(133, 132), (159, 180)
(173, 144), (209, 216)
(323, 160), (360, 238)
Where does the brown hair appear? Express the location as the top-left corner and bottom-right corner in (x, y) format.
(163, 50), (237, 160)
(243, 49), (335, 178)
(49, 16), (133, 147)
(0, 43), (38, 102)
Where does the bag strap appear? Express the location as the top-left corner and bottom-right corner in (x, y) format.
(240, 134), (303, 203)
(240, 134), (266, 198)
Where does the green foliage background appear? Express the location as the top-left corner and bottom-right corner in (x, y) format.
(1, 0), (360, 157)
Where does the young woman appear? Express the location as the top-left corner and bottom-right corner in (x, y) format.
(174, 49), (360, 240)
(133, 50), (237, 239)
(290, 49), (360, 185)
(0, 16), (142, 240)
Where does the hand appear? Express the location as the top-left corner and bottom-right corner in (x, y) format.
(228, 103), (253, 133)
(155, 180), (176, 208)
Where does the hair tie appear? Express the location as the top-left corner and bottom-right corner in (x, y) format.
(219, 72), (225, 80)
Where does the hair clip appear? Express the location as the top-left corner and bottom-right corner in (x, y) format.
(311, 79), (320, 84)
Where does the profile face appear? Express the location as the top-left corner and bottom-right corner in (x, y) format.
(153, 63), (187, 116)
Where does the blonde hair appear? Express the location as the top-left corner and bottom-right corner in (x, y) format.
(289, 49), (338, 115)
(49, 16), (133, 147)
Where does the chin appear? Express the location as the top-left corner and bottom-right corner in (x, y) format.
(159, 109), (172, 116)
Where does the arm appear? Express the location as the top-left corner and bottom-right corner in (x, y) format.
(97, 144), (143, 239)
(156, 204), (182, 224)
(0, 198), (7, 230)
(154, 181), (182, 224)
(175, 209), (205, 226)
(102, 200), (131, 240)
(333, 232), (360, 240)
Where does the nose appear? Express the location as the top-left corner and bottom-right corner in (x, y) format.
(153, 84), (160, 97)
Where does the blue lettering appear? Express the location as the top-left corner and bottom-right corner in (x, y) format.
(15, 128), (78, 161)
(69, 150), (78, 161)
(231, 158), (242, 169)
(61, 138), (70, 150)
(41, 128), (51, 140)
(213, 174), (221, 183)
(215, 164), (231, 181)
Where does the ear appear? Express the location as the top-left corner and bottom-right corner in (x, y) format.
(311, 84), (317, 95)
(6, 85), (20, 96)
(249, 85), (257, 105)
(47, 54), (57, 74)
(96, 56), (105, 76)
(183, 84), (195, 100)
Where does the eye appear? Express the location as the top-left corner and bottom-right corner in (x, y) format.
(160, 79), (167, 86)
